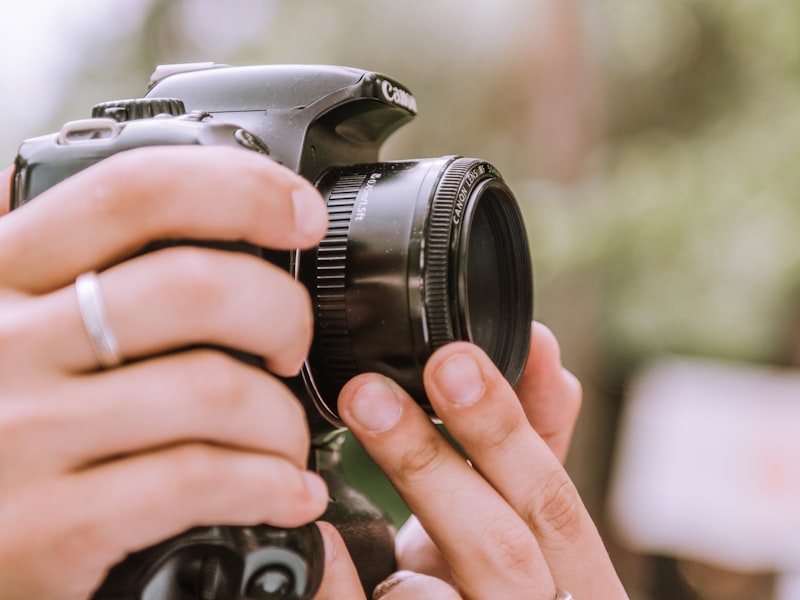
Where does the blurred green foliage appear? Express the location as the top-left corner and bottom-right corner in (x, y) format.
(583, 0), (800, 366)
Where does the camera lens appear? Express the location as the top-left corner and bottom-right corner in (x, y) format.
(299, 156), (533, 428)
(456, 180), (532, 385)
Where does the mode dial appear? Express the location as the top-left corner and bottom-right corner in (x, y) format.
(91, 98), (186, 122)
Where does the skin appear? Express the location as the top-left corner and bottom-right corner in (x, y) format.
(0, 149), (330, 599)
(0, 147), (628, 599)
(315, 322), (629, 600)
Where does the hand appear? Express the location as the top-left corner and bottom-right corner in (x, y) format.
(315, 322), (627, 599)
(0, 147), (330, 600)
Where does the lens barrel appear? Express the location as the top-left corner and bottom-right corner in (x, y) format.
(300, 156), (533, 426)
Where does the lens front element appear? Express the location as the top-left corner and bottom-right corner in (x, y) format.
(303, 157), (533, 428)
(427, 159), (533, 387)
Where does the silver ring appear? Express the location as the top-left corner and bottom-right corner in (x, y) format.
(555, 588), (574, 600)
(75, 271), (121, 369)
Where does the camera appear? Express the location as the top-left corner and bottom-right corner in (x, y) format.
(11, 63), (533, 599)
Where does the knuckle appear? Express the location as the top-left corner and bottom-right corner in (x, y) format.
(526, 470), (584, 547)
(0, 312), (24, 347)
(259, 279), (313, 359)
(243, 154), (294, 192)
(187, 350), (251, 406)
(184, 350), (310, 462)
(480, 516), (539, 573)
(56, 513), (109, 569)
(282, 283), (314, 342)
(225, 157), (304, 236)
(83, 149), (164, 218)
(0, 404), (37, 450)
(475, 407), (526, 452)
(392, 433), (450, 486)
(61, 520), (101, 557)
(272, 274), (308, 315)
(0, 302), (41, 360)
(161, 247), (224, 298)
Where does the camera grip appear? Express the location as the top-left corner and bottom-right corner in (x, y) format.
(90, 523), (324, 600)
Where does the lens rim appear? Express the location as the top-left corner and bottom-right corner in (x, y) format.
(300, 157), (533, 432)
(425, 158), (486, 349)
(425, 158), (533, 386)
(454, 178), (533, 386)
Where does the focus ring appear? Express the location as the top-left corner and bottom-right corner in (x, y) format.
(91, 98), (186, 121)
(313, 173), (366, 394)
(425, 157), (486, 350)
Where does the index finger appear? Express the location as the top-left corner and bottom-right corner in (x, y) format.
(0, 146), (327, 294)
(423, 342), (626, 599)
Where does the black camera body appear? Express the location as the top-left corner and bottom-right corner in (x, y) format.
(142, 63), (419, 183)
(11, 63), (534, 600)
(14, 63), (533, 434)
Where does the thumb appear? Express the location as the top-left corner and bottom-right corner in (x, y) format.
(313, 522), (368, 600)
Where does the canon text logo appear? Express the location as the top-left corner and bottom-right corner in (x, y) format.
(380, 80), (418, 114)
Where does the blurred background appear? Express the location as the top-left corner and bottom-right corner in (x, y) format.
(4, 1), (800, 598)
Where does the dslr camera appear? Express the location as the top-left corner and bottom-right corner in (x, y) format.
(12, 63), (533, 599)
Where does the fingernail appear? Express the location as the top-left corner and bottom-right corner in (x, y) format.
(436, 353), (485, 406)
(350, 378), (402, 433)
(374, 571), (418, 599)
(292, 187), (328, 241)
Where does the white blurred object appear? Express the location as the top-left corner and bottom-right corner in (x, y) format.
(609, 356), (800, 577)
(776, 573), (800, 600)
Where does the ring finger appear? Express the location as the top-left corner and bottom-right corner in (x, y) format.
(24, 246), (312, 376)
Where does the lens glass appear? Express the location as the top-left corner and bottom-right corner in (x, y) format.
(465, 195), (504, 358)
(457, 181), (532, 385)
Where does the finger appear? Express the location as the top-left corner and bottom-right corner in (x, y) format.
(0, 350), (311, 484)
(339, 374), (555, 599)
(515, 322), (582, 462)
(394, 516), (453, 585)
(54, 444), (328, 563)
(31, 246), (313, 376)
(313, 522), (368, 600)
(0, 165), (11, 216)
(424, 342), (627, 599)
(0, 445), (329, 599)
(0, 145), (327, 293)
(374, 571), (461, 600)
